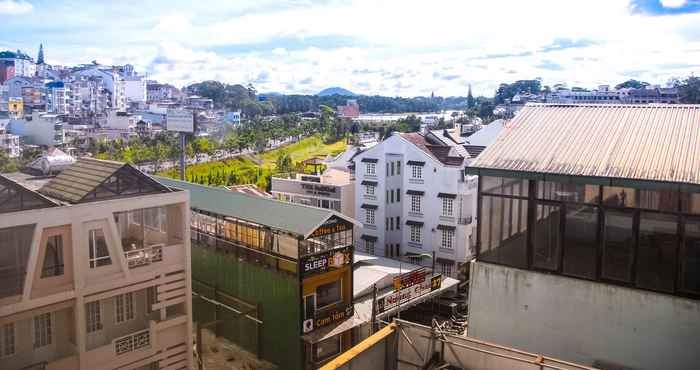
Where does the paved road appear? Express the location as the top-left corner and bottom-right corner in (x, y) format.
(137, 137), (296, 174)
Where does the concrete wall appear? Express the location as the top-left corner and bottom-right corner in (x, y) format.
(468, 261), (700, 370)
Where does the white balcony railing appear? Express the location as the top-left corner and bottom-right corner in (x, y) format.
(114, 329), (150, 355)
(124, 244), (163, 269)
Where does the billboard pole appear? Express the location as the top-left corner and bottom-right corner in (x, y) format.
(180, 132), (186, 180)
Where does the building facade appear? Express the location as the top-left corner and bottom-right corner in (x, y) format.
(157, 177), (358, 370)
(466, 104), (700, 370)
(10, 112), (65, 147)
(352, 133), (477, 277)
(271, 168), (356, 219)
(0, 158), (194, 370)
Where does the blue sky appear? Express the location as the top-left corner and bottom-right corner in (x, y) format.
(1, 0), (699, 96)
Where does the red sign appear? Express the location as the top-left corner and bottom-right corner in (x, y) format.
(393, 268), (428, 292)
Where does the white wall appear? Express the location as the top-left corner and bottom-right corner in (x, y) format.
(123, 79), (146, 103)
(468, 261), (700, 370)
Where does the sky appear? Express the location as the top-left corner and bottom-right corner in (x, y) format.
(1, 0), (699, 97)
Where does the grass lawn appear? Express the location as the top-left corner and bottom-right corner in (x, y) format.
(158, 135), (347, 189)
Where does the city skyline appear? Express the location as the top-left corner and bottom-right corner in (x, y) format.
(1, 0), (699, 96)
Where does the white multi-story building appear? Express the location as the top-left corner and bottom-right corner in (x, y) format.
(0, 50), (36, 77)
(0, 128), (21, 158)
(352, 132), (478, 277)
(9, 111), (65, 147)
(0, 158), (193, 370)
(72, 67), (126, 111)
(123, 76), (147, 103)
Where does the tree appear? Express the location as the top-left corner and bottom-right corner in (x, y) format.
(615, 79), (649, 90)
(467, 85), (475, 109)
(674, 76), (700, 104)
(275, 152), (293, 174)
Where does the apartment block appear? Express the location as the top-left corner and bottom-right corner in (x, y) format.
(466, 104), (700, 370)
(0, 158), (193, 370)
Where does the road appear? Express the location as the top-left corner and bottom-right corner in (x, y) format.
(136, 136), (296, 174)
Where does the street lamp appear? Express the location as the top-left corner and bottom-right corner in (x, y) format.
(396, 252), (434, 319)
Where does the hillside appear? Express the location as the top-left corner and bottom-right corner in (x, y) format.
(317, 87), (356, 96)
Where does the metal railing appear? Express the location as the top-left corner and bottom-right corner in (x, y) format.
(124, 244), (164, 269)
(458, 216), (473, 225)
(18, 362), (47, 370)
(114, 329), (150, 355)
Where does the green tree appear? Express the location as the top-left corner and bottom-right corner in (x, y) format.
(674, 76), (700, 104)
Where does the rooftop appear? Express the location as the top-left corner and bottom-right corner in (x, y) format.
(469, 104), (700, 188)
(399, 132), (464, 166)
(156, 176), (356, 238)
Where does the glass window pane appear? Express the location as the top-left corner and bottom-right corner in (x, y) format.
(681, 193), (700, 215)
(636, 212), (677, 293)
(602, 186), (636, 208)
(482, 176), (528, 197)
(316, 280), (341, 308)
(602, 209), (635, 282)
(537, 181), (599, 204)
(563, 205), (598, 279)
(681, 217), (700, 294)
(479, 195), (527, 268)
(533, 204), (561, 271)
(639, 189), (678, 212)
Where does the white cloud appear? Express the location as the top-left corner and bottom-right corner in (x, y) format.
(660, 0), (687, 7)
(0, 0), (33, 15)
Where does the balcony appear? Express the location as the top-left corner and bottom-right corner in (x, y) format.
(115, 329), (151, 355)
(124, 244), (164, 269)
(458, 216), (473, 225)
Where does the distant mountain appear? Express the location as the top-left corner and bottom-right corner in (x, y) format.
(317, 87), (356, 96)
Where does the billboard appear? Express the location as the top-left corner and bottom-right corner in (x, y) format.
(166, 109), (194, 133)
(377, 274), (442, 314)
(300, 245), (351, 278)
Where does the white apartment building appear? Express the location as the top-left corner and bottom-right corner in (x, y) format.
(0, 158), (193, 370)
(271, 167), (356, 219)
(352, 132), (478, 277)
(123, 77), (147, 103)
(9, 112), (65, 147)
(0, 131), (21, 158)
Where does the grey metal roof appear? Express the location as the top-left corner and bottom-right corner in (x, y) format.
(470, 104), (700, 187)
(156, 176), (353, 238)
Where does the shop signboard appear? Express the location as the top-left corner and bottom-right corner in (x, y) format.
(303, 304), (354, 333)
(300, 245), (351, 278)
(377, 274), (442, 314)
(393, 267), (428, 292)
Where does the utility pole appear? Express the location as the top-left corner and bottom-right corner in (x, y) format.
(179, 132), (186, 180)
(370, 284), (377, 335)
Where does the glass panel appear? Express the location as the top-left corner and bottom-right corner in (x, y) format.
(638, 189), (678, 212)
(563, 205), (598, 279)
(0, 224), (35, 299)
(681, 192), (700, 215)
(316, 280), (341, 308)
(479, 195), (528, 268)
(482, 176), (529, 196)
(533, 204), (561, 271)
(89, 229), (111, 268)
(602, 209), (635, 282)
(636, 212), (677, 293)
(314, 335), (341, 361)
(681, 217), (700, 294)
(537, 181), (599, 204)
(41, 235), (64, 278)
(602, 186), (636, 208)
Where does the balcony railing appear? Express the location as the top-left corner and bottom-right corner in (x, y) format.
(124, 244), (163, 269)
(114, 329), (150, 355)
(18, 362), (47, 370)
(458, 216), (473, 225)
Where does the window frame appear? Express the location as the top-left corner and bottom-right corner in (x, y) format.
(411, 165), (422, 179)
(365, 208), (375, 225)
(86, 300), (103, 333)
(1, 322), (15, 358)
(441, 198), (454, 217)
(441, 229), (455, 250)
(365, 162), (376, 176)
(88, 228), (111, 269)
(33, 312), (53, 349)
(410, 225), (422, 243)
(411, 195), (422, 214)
(115, 292), (135, 324)
(41, 234), (64, 278)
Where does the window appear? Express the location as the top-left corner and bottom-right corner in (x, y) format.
(304, 294), (316, 320)
(602, 186), (636, 208)
(636, 212), (677, 293)
(314, 335), (341, 362)
(364, 240), (375, 254)
(365, 185), (375, 196)
(365, 163), (375, 175)
(88, 229), (111, 268)
(385, 218), (389, 231)
(440, 262), (453, 276)
(396, 161), (401, 175)
(386, 190), (389, 204)
(681, 217), (700, 294)
(386, 163), (390, 176)
(33, 313), (52, 349)
(365, 209), (375, 225)
(41, 235), (64, 278)
(115, 292), (135, 323)
(316, 280), (341, 309)
(396, 189), (401, 203)
(602, 209), (635, 282)
(441, 229), (455, 249)
(563, 205), (598, 279)
(390, 217), (394, 230)
(441, 198), (454, 217)
(1, 323), (14, 357)
(479, 195), (528, 268)
(410, 225), (422, 243)
(396, 216), (400, 230)
(532, 204), (562, 271)
(411, 165), (422, 179)
(144, 207), (166, 232)
(86, 301), (102, 333)
(390, 190), (394, 203)
(411, 195), (422, 213)
(146, 286), (157, 313)
(390, 162), (395, 176)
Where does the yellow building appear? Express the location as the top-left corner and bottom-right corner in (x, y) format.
(8, 97), (23, 118)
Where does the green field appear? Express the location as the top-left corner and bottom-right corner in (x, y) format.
(159, 135), (347, 190)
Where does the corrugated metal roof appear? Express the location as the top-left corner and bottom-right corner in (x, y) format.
(470, 104), (700, 186)
(156, 176), (356, 238)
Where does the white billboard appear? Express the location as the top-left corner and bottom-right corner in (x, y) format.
(166, 109), (194, 133)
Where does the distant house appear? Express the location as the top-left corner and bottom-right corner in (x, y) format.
(337, 99), (360, 118)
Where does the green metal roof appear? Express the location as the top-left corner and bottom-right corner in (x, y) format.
(155, 176), (354, 238)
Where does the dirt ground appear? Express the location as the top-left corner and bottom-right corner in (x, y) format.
(198, 329), (277, 370)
